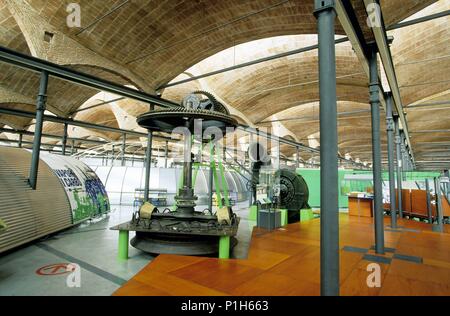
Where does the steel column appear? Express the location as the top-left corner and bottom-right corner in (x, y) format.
(111, 144), (115, 165)
(433, 178), (444, 232)
(369, 47), (385, 254)
(296, 147), (300, 169)
(71, 139), (75, 155)
(444, 170), (449, 199)
(314, 0), (339, 296)
(18, 133), (23, 148)
(61, 123), (68, 155)
(183, 132), (193, 190)
(28, 71), (49, 190)
(425, 179), (433, 224)
(395, 116), (403, 218)
(208, 152), (214, 213)
(143, 131), (153, 202)
(164, 141), (169, 168)
(385, 93), (397, 228)
(121, 133), (126, 166)
(401, 138), (407, 177)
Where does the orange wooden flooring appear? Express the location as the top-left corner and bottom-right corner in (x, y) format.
(114, 215), (450, 296)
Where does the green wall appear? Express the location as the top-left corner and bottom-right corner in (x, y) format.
(297, 168), (348, 208)
(296, 169), (441, 209)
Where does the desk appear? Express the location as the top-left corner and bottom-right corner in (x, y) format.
(348, 196), (374, 217)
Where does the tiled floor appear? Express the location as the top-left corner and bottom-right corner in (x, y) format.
(0, 203), (253, 295)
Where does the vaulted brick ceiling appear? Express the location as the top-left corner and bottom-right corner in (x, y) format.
(0, 0), (447, 169)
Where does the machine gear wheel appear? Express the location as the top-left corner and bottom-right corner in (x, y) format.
(182, 91), (230, 115)
(137, 107), (238, 135)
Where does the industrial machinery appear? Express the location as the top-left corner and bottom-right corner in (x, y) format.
(248, 142), (310, 223)
(274, 169), (310, 223)
(112, 92), (240, 256)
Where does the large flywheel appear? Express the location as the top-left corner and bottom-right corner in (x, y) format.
(112, 91), (240, 256)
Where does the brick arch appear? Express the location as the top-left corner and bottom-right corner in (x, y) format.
(187, 36), (368, 124)
(0, 102), (36, 129)
(63, 64), (144, 92)
(390, 1), (450, 106)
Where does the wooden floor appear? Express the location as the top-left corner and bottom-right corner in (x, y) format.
(114, 215), (450, 296)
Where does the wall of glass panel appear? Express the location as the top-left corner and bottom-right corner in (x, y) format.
(88, 164), (250, 206)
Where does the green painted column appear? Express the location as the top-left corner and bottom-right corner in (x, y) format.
(280, 209), (288, 226)
(249, 205), (258, 221)
(219, 235), (230, 259)
(118, 230), (129, 260)
(300, 209), (315, 222)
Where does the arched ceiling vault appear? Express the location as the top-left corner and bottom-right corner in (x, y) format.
(0, 0), (446, 169)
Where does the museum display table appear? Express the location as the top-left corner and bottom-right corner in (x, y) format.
(348, 195), (374, 217)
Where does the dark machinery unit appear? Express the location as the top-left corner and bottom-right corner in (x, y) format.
(248, 142), (310, 224)
(257, 209), (282, 230)
(275, 169), (310, 223)
(112, 91), (240, 256)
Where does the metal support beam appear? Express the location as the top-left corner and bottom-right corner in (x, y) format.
(425, 179), (433, 224)
(335, 0), (369, 75)
(369, 47), (385, 254)
(111, 144), (115, 165)
(0, 127), (107, 145)
(144, 104), (155, 202)
(0, 46), (178, 108)
(164, 141), (169, 168)
(182, 127), (193, 192)
(395, 116), (403, 218)
(208, 154), (214, 213)
(143, 132), (153, 202)
(314, 0), (339, 297)
(61, 123), (68, 156)
(71, 139), (75, 155)
(121, 133), (126, 166)
(364, 0), (414, 166)
(29, 71), (49, 190)
(18, 133), (23, 148)
(0, 107), (173, 142)
(433, 178), (444, 232)
(296, 147), (300, 169)
(385, 93), (397, 228)
(238, 124), (366, 169)
(387, 9), (450, 31)
(0, 138), (88, 151)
